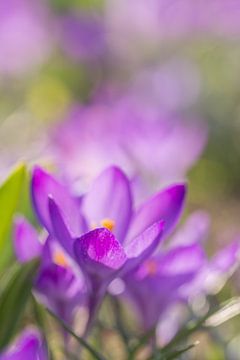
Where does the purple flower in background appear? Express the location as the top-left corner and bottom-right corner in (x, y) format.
(168, 210), (210, 248)
(124, 243), (205, 330)
(35, 262), (84, 325)
(51, 97), (207, 193)
(0, 328), (47, 360)
(14, 216), (42, 262)
(57, 12), (107, 63)
(0, 0), (52, 76)
(126, 60), (201, 113)
(31, 165), (186, 333)
(123, 210), (240, 335)
(185, 239), (240, 298)
(14, 216), (85, 325)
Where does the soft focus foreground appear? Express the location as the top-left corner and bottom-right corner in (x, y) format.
(1, 1), (240, 359)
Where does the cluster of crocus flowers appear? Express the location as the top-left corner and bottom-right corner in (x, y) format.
(11, 164), (240, 352)
(29, 165), (185, 334)
(124, 212), (240, 336)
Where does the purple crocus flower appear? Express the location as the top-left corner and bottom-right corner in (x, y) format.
(123, 211), (240, 334)
(51, 99), (207, 193)
(31, 165), (186, 333)
(125, 60), (201, 113)
(14, 216), (85, 325)
(0, 0), (52, 76)
(124, 242), (205, 330)
(0, 328), (47, 360)
(35, 262), (84, 325)
(184, 239), (240, 298)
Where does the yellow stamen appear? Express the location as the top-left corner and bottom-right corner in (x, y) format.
(53, 250), (68, 267)
(145, 259), (158, 275)
(100, 218), (116, 232)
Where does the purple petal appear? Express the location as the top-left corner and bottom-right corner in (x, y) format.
(184, 240), (240, 297)
(40, 236), (53, 266)
(13, 216), (42, 263)
(169, 211), (210, 248)
(48, 197), (75, 256)
(126, 184), (186, 241)
(158, 243), (206, 275)
(124, 269), (194, 331)
(210, 240), (240, 273)
(122, 221), (164, 274)
(82, 166), (132, 242)
(31, 166), (83, 237)
(198, 240), (240, 295)
(0, 328), (47, 360)
(35, 263), (85, 324)
(74, 228), (127, 279)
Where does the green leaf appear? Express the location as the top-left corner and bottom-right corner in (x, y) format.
(31, 296), (54, 360)
(0, 163), (27, 271)
(161, 311), (210, 355)
(145, 342), (198, 360)
(128, 327), (156, 359)
(161, 297), (240, 356)
(47, 309), (107, 360)
(205, 297), (240, 327)
(164, 342), (198, 360)
(0, 259), (39, 350)
(17, 167), (35, 223)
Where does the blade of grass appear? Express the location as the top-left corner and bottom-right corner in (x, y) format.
(47, 308), (107, 360)
(0, 259), (39, 350)
(128, 327), (155, 359)
(110, 296), (131, 351)
(164, 342), (198, 360)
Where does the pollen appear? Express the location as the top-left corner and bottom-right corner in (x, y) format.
(100, 218), (116, 232)
(53, 250), (68, 267)
(145, 259), (158, 275)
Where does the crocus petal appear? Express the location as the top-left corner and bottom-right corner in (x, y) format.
(158, 243), (206, 276)
(48, 197), (75, 256)
(122, 221), (164, 274)
(169, 210), (210, 248)
(41, 236), (53, 266)
(74, 228), (127, 281)
(31, 166), (83, 237)
(82, 166), (132, 242)
(124, 270), (194, 331)
(35, 263), (85, 324)
(199, 240), (240, 295)
(126, 184), (186, 241)
(14, 216), (42, 263)
(210, 240), (240, 273)
(183, 240), (240, 297)
(0, 328), (47, 360)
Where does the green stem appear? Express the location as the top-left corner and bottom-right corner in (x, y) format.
(47, 309), (107, 360)
(110, 296), (131, 352)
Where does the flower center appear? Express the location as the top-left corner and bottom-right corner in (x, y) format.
(90, 218), (116, 232)
(53, 250), (68, 267)
(100, 218), (115, 232)
(145, 259), (158, 275)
